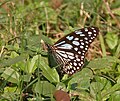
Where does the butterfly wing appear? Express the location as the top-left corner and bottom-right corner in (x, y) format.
(49, 27), (99, 75)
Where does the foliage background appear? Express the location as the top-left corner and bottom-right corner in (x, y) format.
(0, 0), (120, 101)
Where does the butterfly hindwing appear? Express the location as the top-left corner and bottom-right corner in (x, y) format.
(48, 27), (99, 75)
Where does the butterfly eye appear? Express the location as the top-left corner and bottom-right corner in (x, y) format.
(47, 27), (99, 75)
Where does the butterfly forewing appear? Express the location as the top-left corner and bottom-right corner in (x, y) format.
(48, 27), (99, 75)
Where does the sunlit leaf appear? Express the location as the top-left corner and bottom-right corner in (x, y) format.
(1, 67), (20, 84)
(105, 32), (118, 49)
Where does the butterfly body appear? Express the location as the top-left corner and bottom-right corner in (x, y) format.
(47, 27), (99, 75)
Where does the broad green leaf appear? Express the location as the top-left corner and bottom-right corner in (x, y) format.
(5, 43), (19, 51)
(95, 76), (112, 90)
(89, 76), (112, 101)
(102, 84), (120, 100)
(0, 54), (28, 67)
(78, 91), (95, 101)
(105, 32), (118, 49)
(26, 35), (41, 52)
(1, 67), (20, 84)
(87, 56), (119, 70)
(56, 82), (67, 91)
(68, 68), (93, 90)
(4, 86), (17, 93)
(42, 34), (53, 45)
(22, 74), (32, 82)
(1, 87), (17, 100)
(90, 82), (103, 100)
(109, 91), (120, 101)
(27, 55), (38, 73)
(34, 81), (55, 97)
(10, 51), (19, 58)
(39, 58), (60, 83)
(95, 76), (112, 100)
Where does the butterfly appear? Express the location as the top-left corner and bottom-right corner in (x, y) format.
(47, 27), (99, 75)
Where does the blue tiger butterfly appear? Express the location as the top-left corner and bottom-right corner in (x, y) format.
(47, 27), (99, 75)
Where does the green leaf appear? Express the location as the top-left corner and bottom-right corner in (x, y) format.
(56, 82), (67, 91)
(22, 74), (32, 82)
(95, 76), (112, 100)
(34, 81), (55, 97)
(1, 86), (17, 100)
(109, 91), (120, 101)
(42, 34), (53, 45)
(105, 32), (118, 49)
(1, 67), (20, 84)
(89, 76), (112, 101)
(39, 57), (60, 83)
(78, 91), (95, 101)
(112, 8), (120, 16)
(87, 56), (119, 70)
(90, 82), (103, 100)
(0, 54), (28, 67)
(68, 68), (93, 90)
(27, 55), (38, 73)
(4, 86), (17, 93)
(102, 84), (120, 100)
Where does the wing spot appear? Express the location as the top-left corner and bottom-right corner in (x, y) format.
(68, 55), (75, 59)
(93, 30), (96, 32)
(72, 41), (80, 46)
(89, 40), (92, 42)
(70, 65), (73, 69)
(81, 42), (84, 45)
(73, 67), (76, 70)
(85, 41), (89, 44)
(66, 36), (74, 41)
(58, 44), (73, 49)
(74, 62), (77, 66)
(72, 70), (74, 73)
(78, 63), (81, 66)
(81, 61), (83, 64)
(75, 31), (82, 35)
(56, 50), (68, 58)
(66, 52), (74, 56)
(81, 56), (84, 59)
(82, 53), (85, 55)
(83, 50), (85, 53)
(80, 34), (85, 36)
(74, 60), (76, 62)
(67, 71), (70, 74)
(91, 37), (93, 39)
(80, 45), (84, 49)
(74, 47), (78, 51)
(76, 58), (80, 61)
(85, 48), (88, 50)
(70, 62), (72, 65)
(88, 31), (92, 35)
(84, 37), (88, 40)
(77, 67), (79, 69)
(78, 51), (81, 54)
(74, 38), (79, 40)
(85, 28), (88, 32)
(89, 34), (91, 37)
(54, 41), (65, 46)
